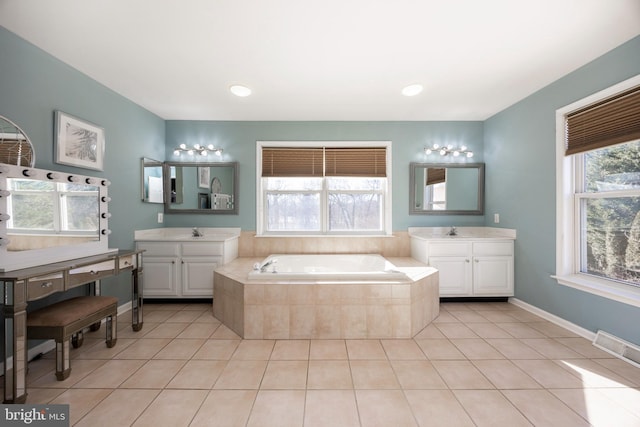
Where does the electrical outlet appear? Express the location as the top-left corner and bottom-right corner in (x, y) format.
(158, 212), (164, 223)
(494, 213), (500, 223)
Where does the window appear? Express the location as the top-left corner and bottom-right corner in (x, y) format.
(556, 75), (640, 307)
(257, 142), (391, 235)
(7, 179), (99, 234)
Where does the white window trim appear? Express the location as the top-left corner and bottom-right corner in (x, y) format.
(555, 74), (640, 308)
(256, 140), (392, 236)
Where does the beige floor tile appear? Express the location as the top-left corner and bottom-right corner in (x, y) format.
(166, 310), (204, 323)
(432, 360), (494, 389)
(74, 389), (160, 427)
(192, 339), (240, 360)
(450, 338), (505, 359)
(117, 321), (159, 338)
(415, 339), (466, 360)
(391, 360), (447, 389)
(180, 303), (210, 311)
(453, 389), (533, 427)
(210, 324), (242, 339)
(448, 310), (490, 323)
(550, 388), (640, 427)
(555, 358), (638, 387)
(432, 311), (460, 323)
(231, 340), (275, 360)
(380, 339), (426, 359)
(270, 340), (310, 360)
(346, 340), (387, 359)
(502, 389), (590, 427)
(413, 323), (446, 339)
(475, 310), (519, 322)
(194, 310), (222, 324)
(596, 388), (640, 418)
(520, 338), (583, 359)
(113, 338), (171, 359)
(356, 389), (418, 427)
(435, 322), (480, 339)
(309, 339), (348, 359)
(466, 322), (514, 338)
(307, 360), (353, 389)
(72, 359), (146, 389)
(176, 322), (219, 339)
(304, 390), (360, 427)
(527, 321), (580, 337)
(142, 322), (189, 338)
(554, 337), (614, 358)
(120, 359), (185, 388)
(495, 322), (546, 338)
(29, 359), (107, 388)
(133, 389), (208, 427)
(405, 390), (475, 427)
(213, 360), (268, 389)
(190, 390), (257, 427)
(260, 360), (308, 389)
(485, 338), (545, 359)
(167, 360), (227, 389)
(50, 388), (112, 425)
(472, 359), (542, 389)
(74, 337), (137, 360)
(350, 360), (400, 389)
(513, 359), (586, 388)
(142, 310), (177, 323)
(593, 357), (640, 385)
(246, 390), (305, 427)
(22, 387), (65, 404)
(153, 338), (206, 359)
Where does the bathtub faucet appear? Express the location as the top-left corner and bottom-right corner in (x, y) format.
(192, 227), (203, 237)
(447, 226), (457, 236)
(259, 259), (278, 273)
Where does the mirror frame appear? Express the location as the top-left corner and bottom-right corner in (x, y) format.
(140, 157), (164, 203)
(409, 162), (485, 215)
(163, 162), (239, 215)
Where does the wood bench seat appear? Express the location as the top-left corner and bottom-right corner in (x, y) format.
(27, 296), (118, 380)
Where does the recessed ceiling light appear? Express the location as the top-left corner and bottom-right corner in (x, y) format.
(402, 84), (423, 97)
(230, 85), (252, 97)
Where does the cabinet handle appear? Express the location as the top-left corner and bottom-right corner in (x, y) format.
(474, 259), (479, 263)
(465, 259), (470, 263)
(41, 282), (53, 288)
(181, 260), (184, 264)
(171, 260), (175, 264)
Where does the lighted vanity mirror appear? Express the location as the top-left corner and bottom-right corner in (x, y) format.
(410, 162), (484, 215)
(141, 157), (164, 203)
(163, 162), (238, 214)
(0, 163), (112, 271)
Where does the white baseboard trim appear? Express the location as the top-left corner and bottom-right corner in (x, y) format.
(1, 301), (133, 373)
(509, 298), (596, 341)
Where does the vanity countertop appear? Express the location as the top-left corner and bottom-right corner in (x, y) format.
(408, 226), (516, 241)
(134, 227), (241, 242)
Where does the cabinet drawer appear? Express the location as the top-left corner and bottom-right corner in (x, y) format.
(182, 242), (224, 256)
(137, 242), (179, 257)
(118, 254), (137, 271)
(27, 274), (64, 300)
(67, 260), (116, 289)
(429, 242), (470, 256)
(473, 241), (513, 256)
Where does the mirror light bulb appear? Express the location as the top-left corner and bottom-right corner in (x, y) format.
(467, 152), (474, 158)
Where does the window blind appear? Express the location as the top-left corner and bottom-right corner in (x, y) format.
(426, 168), (446, 186)
(565, 85), (640, 155)
(261, 146), (387, 177)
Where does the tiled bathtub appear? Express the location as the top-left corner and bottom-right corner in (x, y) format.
(213, 256), (439, 339)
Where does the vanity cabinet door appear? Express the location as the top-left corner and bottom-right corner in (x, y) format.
(472, 256), (514, 296)
(143, 256), (180, 296)
(429, 256), (472, 296)
(181, 256), (221, 297)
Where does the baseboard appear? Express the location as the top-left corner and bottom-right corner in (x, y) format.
(509, 298), (596, 341)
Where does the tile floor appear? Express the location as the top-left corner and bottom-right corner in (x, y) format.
(17, 301), (640, 426)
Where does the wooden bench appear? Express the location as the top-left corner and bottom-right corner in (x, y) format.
(27, 296), (118, 380)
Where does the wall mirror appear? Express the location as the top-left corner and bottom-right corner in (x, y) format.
(163, 162), (238, 214)
(410, 162), (484, 215)
(141, 157), (163, 203)
(0, 115), (35, 167)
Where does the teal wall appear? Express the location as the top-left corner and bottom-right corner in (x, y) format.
(2, 22), (640, 347)
(484, 36), (640, 344)
(0, 26), (166, 304)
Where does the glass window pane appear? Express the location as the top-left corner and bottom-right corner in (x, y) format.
(63, 195), (99, 231)
(9, 179), (54, 191)
(582, 196), (640, 286)
(10, 194), (55, 230)
(265, 177), (322, 191)
(327, 177), (384, 191)
(329, 193), (382, 231)
(266, 193), (320, 231)
(584, 140), (640, 192)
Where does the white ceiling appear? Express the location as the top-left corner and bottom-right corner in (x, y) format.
(1, 0), (639, 121)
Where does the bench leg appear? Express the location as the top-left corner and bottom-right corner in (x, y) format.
(105, 314), (117, 348)
(71, 330), (84, 348)
(90, 321), (101, 332)
(55, 340), (71, 381)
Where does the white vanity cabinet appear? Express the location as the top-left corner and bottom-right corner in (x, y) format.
(409, 227), (515, 298)
(135, 228), (240, 299)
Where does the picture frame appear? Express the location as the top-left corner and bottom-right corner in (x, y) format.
(197, 166), (210, 189)
(55, 111), (105, 171)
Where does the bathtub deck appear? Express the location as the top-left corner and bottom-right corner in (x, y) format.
(213, 257), (439, 339)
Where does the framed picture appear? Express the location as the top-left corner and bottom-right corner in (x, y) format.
(198, 166), (210, 189)
(55, 111), (105, 171)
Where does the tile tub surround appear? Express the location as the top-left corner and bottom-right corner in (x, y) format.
(213, 257), (439, 339)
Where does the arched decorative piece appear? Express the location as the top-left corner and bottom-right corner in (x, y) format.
(0, 115), (35, 167)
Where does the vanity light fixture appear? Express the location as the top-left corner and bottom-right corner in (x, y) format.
(173, 143), (223, 157)
(424, 144), (474, 158)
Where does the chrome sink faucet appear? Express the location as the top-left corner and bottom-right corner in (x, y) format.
(192, 227), (204, 237)
(447, 226), (457, 236)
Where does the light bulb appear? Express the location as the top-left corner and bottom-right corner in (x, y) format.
(467, 152), (474, 158)
(187, 149), (194, 155)
(194, 144), (201, 150)
(440, 149), (447, 156)
(179, 143), (187, 149)
(453, 151), (460, 156)
(433, 144), (439, 149)
(215, 149), (222, 156)
(174, 149), (181, 156)
(207, 144), (214, 150)
(460, 145), (467, 151)
(425, 148), (432, 155)
(201, 150), (208, 156)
